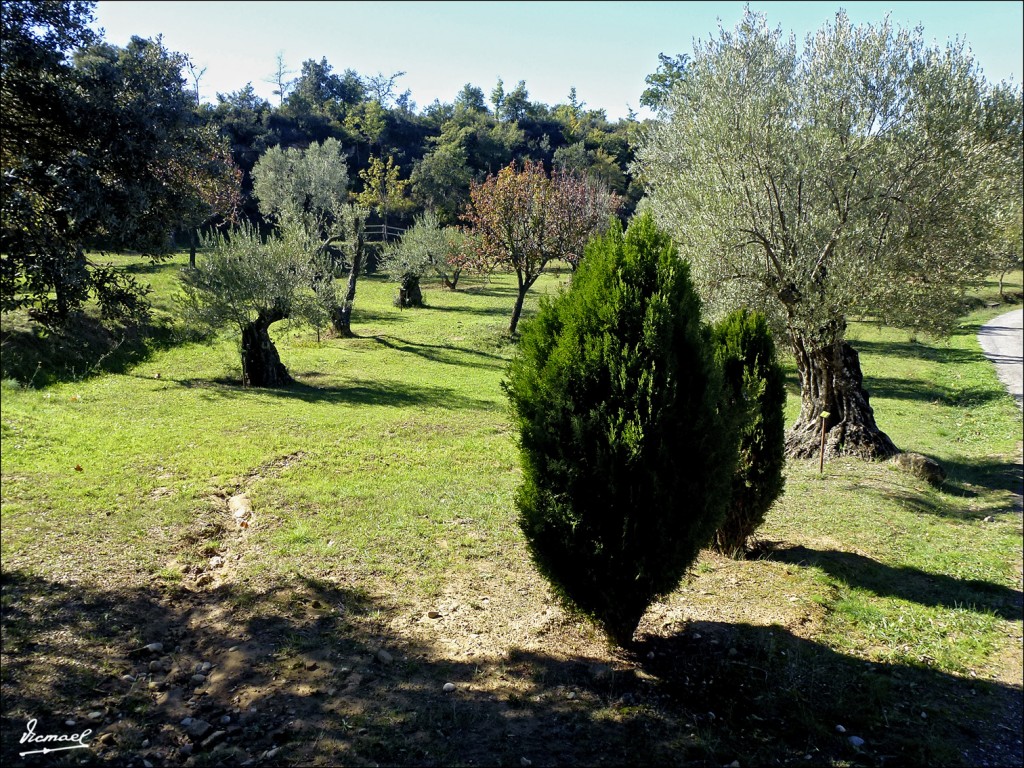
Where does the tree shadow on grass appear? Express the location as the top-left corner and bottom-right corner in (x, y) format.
(459, 284), (522, 299)
(864, 376), (1007, 407)
(852, 338), (980, 367)
(941, 455), (1024, 501)
(420, 303), (514, 319)
(371, 334), (508, 371)
(2, 568), (1019, 767)
(761, 545), (1023, 621)
(162, 376), (495, 412)
(346, 308), (410, 327)
(860, 462), (1022, 518)
(115, 258), (177, 277)
(0, 311), (183, 388)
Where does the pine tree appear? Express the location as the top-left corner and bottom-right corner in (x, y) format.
(711, 310), (787, 557)
(504, 213), (735, 645)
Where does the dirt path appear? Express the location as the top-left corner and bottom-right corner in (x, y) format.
(978, 308), (1023, 411)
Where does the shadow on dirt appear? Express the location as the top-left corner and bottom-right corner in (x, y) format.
(2, 569), (1020, 767)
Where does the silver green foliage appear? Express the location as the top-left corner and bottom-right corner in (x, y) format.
(251, 138), (350, 239)
(180, 221), (316, 335)
(378, 211), (467, 285)
(634, 9), (1014, 342)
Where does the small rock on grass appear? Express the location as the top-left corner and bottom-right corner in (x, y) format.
(443, 682), (456, 692)
(376, 649), (393, 665)
(848, 735), (865, 748)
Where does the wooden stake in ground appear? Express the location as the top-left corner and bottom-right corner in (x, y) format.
(819, 411), (830, 473)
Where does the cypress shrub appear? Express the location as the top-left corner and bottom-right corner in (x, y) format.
(503, 213), (735, 645)
(711, 309), (786, 557)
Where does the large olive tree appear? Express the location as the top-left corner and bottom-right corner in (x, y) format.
(634, 10), (1016, 459)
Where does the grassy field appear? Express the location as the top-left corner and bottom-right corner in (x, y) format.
(1, 253), (1021, 766)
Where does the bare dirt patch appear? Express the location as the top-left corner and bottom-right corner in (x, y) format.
(4, 530), (1020, 767)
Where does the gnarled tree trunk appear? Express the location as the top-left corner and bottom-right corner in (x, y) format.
(332, 217), (365, 338)
(241, 303), (292, 387)
(786, 335), (898, 460)
(394, 273), (423, 308)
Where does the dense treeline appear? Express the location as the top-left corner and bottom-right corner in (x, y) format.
(205, 60), (644, 232)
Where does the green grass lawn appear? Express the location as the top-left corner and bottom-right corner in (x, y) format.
(1, 254), (1021, 766)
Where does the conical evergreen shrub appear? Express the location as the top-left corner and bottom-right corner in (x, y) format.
(711, 309), (786, 557)
(504, 213), (736, 645)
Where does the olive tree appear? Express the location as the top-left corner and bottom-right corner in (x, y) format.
(180, 222), (314, 387)
(634, 10), (1013, 459)
(981, 83), (1024, 299)
(378, 211), (471, 306)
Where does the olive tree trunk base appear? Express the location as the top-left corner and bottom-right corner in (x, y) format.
(786, 340), (898, 460)
(241, 311), (292, 388)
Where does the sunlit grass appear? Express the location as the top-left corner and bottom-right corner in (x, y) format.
(1, 256), (1020, 764)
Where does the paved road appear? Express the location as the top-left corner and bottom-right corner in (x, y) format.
(977, 308), (1023, 411)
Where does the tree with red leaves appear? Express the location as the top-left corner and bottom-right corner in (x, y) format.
(464, 160), (618, 335)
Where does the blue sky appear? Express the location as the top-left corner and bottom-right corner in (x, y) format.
(92, 1), (1023, 120)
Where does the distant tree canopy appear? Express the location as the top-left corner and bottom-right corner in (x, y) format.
(1, 0), (239, 323)
(634, 9), (1021, 460)
(204, 57), (644, 233)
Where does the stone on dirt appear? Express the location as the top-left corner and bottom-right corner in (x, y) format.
(229, 493), (252, 519)
(201, 730), (227, 749)
(186, 718), (212, 740)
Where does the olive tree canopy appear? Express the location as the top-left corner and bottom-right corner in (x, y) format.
(634, 9), (1018, 458)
